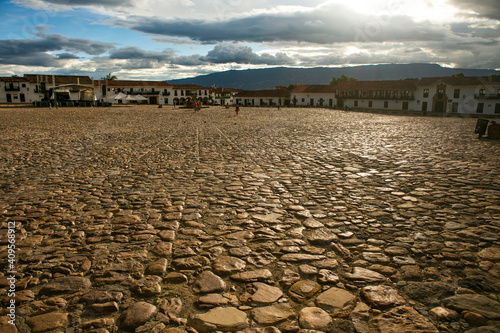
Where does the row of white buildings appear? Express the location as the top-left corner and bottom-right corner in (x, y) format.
(1, 74), (499, 115)
(0, 75), (223, 107)
(291, 77), (500, 115)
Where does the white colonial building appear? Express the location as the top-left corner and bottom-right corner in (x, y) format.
(210, 87), (242, 106)
(95, 81), (213, 106)
(415, 76), (500, 114)
(95, 80), (173, 105)
(171, 84), (212, 106)
(0, 77), (31, 103)
(1, 74), (94, 105)
(334, 79), (419, 112)
(334, 76), (500, 115)
(234, 87), (290, 106)
(1, 73), (499, 115)
(291, 85), (337, 107)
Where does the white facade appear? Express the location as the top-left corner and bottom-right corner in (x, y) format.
(235, 97), (284, 106)
(333, 77), (500, 115)
(171, 85), (212, 106)
(211, 88), (240, 105)
(0, 78), (37, 103)
(415, 78), (500, 115)
(341, 99), (415, 111)
(291, 85), (337, 107)
(2, 73), (499, 114)
(291, 93), (336, 107)
(334, 80), (418, 112)
(96, 80), (174, 105)
(234, 88), (290, 106)
(0, 75), (95, 104)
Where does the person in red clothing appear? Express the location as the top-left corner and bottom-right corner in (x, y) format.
(235, 105), (239, 116)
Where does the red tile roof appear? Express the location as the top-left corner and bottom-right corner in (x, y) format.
(172, 84), (208, 89)
(95, 80), (171, 87)
(211, 87), (243, 94)
(334, 79), (419, 91)
(24, 74), (93, 85)
(417, 76), (500, 86)
(235, 89), (290, 98)
(0, 77), (29, 82)
(291, 85), (336, 94)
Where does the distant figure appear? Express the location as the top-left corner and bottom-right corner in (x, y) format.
(235, 105), (239, 116)
(173, 101), (176, 108)
(49, 103), (52, 110)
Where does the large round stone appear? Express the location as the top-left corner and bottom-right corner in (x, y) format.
(315, 287), (357, 312)
(188, 307), (248, 332)
(299, 307), (332, 330)
(193, 271), (226, 294)
(288, 280), (321, 303)
(251, 303), (296, 325)
(27, 313), (69, 333)
(361, 285), (406, 308)
(119, 301), (157, 331)
(39, 276), (91, 296)
(212, 256), (246, 275)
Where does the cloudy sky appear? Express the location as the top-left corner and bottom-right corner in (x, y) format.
(0, 0), (499, 80)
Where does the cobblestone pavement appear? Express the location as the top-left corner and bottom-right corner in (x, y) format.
(0, 105), (499, 333)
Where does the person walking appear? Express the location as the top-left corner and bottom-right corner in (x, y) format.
(235, 105), (239, 116)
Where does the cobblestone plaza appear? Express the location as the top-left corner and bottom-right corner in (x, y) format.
(0, 105), (499, 333)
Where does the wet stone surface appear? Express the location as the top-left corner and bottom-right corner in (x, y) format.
(0, 105), (499, 332)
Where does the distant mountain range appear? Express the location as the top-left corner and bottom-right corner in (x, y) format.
(167, 63), (500, 90)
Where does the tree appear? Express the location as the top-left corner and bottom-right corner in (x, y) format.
(101, 73), (117, 80)
(452, 72), (465, 77)
(288, 83), (298, 90)
(329, 74), (356, 85)
(11, 75), (19, 78)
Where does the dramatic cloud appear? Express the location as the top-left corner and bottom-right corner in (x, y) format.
(104, 43), (296, 69)
(0, 29), (115, 67)
(201, 44), (294, 65)
(428, 39), (500, 69)
(2, 32), (115, 56)
(107, 47), (205, 68)
(109, 47), (173, 62)
(3, 0), (499, 79)
(56, 53), (80, 59)
(116, 3), (448, 44)
(0, 52), (59, 67)
(448, 0), (500, 20)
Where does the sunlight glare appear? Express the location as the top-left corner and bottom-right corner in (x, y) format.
(344, 46), (368, 56)
(334, 0), (460, 23)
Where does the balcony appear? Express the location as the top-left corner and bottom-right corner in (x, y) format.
(337, 92), (415, 100)
(128, 91), (160, 96)
(5, 86), (20, 92)
(475, 94), (500, 100)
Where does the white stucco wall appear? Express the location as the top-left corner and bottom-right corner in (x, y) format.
(291, 93), (336, 107)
